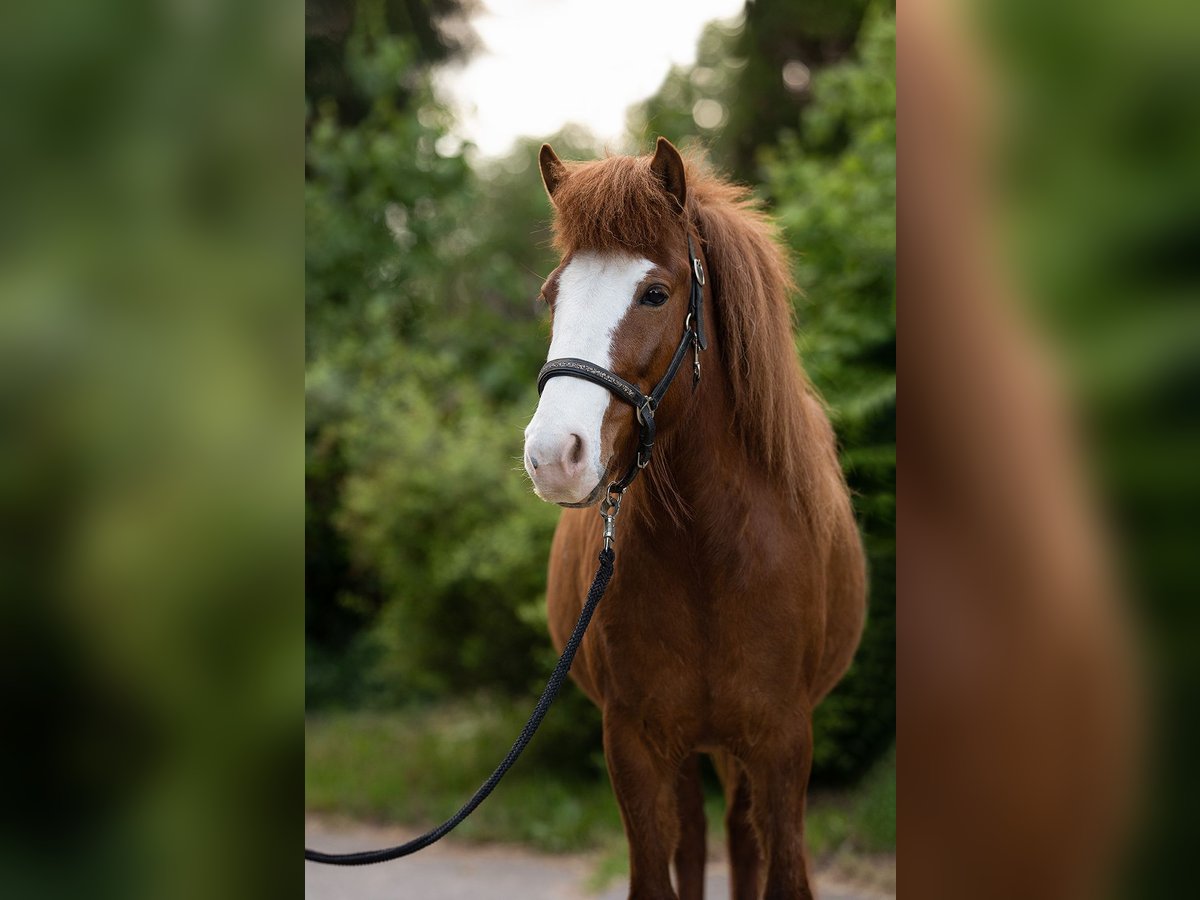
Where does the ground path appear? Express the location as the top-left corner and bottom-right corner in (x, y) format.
(305, 817), (892, 900)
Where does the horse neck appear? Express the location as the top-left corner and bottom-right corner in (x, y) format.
(625, 341), (747, 536)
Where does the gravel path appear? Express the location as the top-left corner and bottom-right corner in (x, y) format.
(305, 817), (890, 900)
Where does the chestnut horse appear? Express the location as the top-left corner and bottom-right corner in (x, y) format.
(523, 138), (866, 900)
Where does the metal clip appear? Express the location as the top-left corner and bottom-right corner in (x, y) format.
(599, 488), (623, 551)
(692, 336), (701, 386)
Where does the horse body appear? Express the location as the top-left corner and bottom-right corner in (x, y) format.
(526, 139), (865, 900)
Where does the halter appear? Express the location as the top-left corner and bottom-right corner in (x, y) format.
(536, 234), (708, 543)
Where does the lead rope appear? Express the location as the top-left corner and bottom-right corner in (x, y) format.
(304, 510), (619, 866)
(307, 233), (703, 866)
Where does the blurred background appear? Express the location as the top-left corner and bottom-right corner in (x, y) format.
(899, 0), (1200, 897)
(304, 0), (895, 893)
(1, 1), (300, 899)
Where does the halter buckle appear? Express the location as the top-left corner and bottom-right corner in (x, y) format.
(693, 257), (705, 287)
(635, 397), (656, 426)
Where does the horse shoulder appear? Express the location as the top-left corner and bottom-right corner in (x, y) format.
(546, 508), (604, 702)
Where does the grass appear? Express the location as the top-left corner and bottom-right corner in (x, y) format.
(306, 701), (895, 869)
(808, 745), (897, 856)
(306, 698), (622, 852)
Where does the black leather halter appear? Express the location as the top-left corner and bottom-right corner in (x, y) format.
(537, 235), (708, 502)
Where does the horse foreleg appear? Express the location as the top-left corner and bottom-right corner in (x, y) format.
(741, 721), (815, 900)
(713, 750), (761, 900)
(604, 714), (683, 900)
(673, 753), (707, 900)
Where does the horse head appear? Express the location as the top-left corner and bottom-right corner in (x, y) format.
(523, 138), (709, 507)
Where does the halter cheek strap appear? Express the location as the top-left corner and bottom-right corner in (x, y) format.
(536, 234), (707, 500)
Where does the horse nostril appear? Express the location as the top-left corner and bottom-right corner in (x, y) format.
(568, 434), (585, 467)
(529, 454), (540, 470)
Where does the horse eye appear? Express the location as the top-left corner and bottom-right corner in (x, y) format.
(640, 286), (669, 307)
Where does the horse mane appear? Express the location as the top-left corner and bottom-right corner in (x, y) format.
(550, 150), (845, 521)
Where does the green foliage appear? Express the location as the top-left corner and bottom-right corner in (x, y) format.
(306, 702), (620, 852)
(332, 370), (561, 700)
(304, 30), (462, 694)
(625, 0), (886, 182)
(304, 29), (564, 704)
(306, 707), (895, 857)
(305, 35), (470, 361)
(625, 19), (746, 155)
(762, 7), (896, 780)
(718, 0), (879, 180)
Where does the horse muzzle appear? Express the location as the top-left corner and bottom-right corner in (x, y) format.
(523, 428), (606, 506)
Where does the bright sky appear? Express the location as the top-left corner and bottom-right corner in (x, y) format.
(435, 0), (745, 158)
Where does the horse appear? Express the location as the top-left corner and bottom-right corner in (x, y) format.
(522, 137), (866, 900)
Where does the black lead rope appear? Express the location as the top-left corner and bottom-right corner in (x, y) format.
(305, 233), (705, 866)
(304, 547), (615, 865)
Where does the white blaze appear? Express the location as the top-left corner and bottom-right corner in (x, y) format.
(524, 252), (653, 501)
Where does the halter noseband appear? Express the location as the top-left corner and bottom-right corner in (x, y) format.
(536, 234), (708, 524)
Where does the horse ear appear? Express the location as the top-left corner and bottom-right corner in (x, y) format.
(650, 137), (687, 212)
(539, 143), (567, 202)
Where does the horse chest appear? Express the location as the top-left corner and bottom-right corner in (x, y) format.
(592, 583), (708, 693)
(587, 573), (806, 741)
